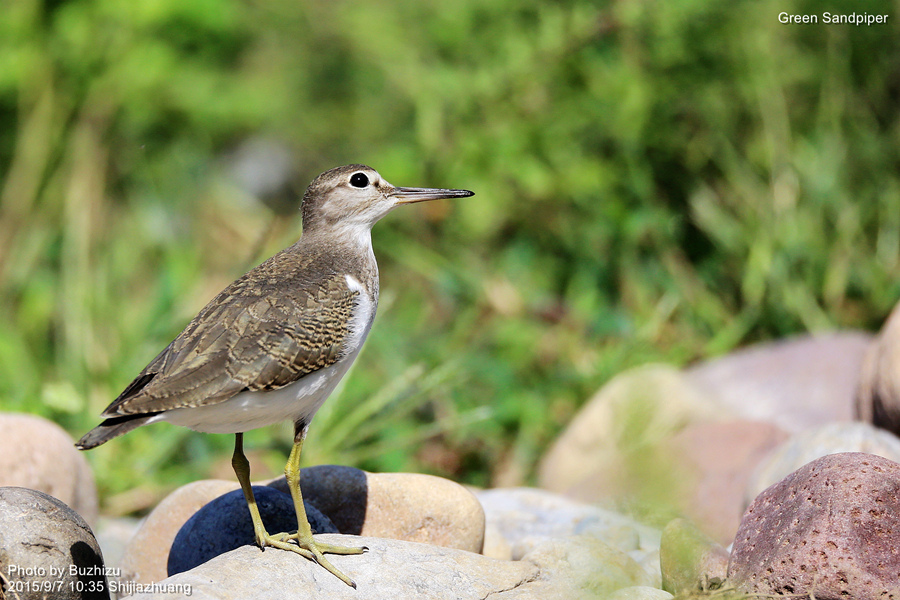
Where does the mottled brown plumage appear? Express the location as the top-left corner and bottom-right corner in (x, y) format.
(76, 164), (473, 587)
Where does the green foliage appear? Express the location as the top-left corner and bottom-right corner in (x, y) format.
(1, 0), (899, 512)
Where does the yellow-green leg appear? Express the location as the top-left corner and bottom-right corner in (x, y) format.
(231, 432), (364, 587)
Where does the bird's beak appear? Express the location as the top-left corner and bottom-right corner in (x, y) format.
(391, 187), (474, 205)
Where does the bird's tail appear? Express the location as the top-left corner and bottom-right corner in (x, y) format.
(75, 414), (159, 450)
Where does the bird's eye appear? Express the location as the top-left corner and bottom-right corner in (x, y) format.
(349, 172), (369, 188)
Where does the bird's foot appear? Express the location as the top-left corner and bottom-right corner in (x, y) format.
(257, 530), (366, 587)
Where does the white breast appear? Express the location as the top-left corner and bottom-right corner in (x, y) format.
(158, 274), (377, 434)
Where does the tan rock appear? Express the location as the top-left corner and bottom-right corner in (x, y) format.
(0, 412), (98, 524)
(119, 479), (238, 584)
(269, 465), (485, 553)
(537, 364), (728, 498)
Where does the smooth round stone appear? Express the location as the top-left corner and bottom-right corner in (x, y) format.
(167, 485), (337, 576)
(0, 486), (108, 600)
(0, 413), (98, 524)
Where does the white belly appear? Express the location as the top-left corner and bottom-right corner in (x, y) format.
(158, 347), (362, 434)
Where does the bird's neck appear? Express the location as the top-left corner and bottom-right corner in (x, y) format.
(298, 222), (379, 303)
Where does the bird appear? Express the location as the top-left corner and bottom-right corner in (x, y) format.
(76, 164), (474, 587)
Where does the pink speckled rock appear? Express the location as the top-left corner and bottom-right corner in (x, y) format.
(729, 452), (900, 599)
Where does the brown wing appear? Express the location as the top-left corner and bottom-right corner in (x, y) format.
(102, 262), (358, 417)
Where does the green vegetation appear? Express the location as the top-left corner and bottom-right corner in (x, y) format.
(1, 0), (898, 514)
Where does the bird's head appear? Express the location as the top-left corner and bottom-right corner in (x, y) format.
(300, 164), (473, 238)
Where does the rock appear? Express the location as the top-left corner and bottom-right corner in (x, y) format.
(122, 534), (656, 600)
(0, 486), (108, 600)
(856, 302), (900, 434)
(476, 487), (661, 584)
(118, 535), (538, 600)
(538, 365), (728, 498)
(745, 421), (900, 505)
(120, 479), (239, 584)
(0, 412), (98, 524)
(167, 486), (337, 576)
(506, 536), (655, 599)
(664, 420), (788, 544)
(729, 452), (900, 599)
(268, 466), (485, 553)
(659, 518), (729, 594)
(607, 587), (674, 600)
(686, 332), (871, 432)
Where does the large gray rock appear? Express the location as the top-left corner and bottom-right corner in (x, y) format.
(686, 332), (871, 432)
(121, 534), (655, 600)
(0, 413), (98, 524)
(0, 486), (108, 600)
(120, 535), (537, 600)
(729, 452), (900, 599)
(167, 485), (337, 576)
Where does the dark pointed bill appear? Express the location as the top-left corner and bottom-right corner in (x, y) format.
(392, 187), (474, 204)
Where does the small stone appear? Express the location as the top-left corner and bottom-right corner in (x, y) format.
(119, 479), (239, 584)
(269, 466), (486, 553)
(538, 365), (727, 498)
(745, 421), (900, 505)
(729, 452), (900, 599)
(659, 518), (729, 594)
(0, 486), (108, 600)
(856, 301), (900, 434)
(686, 332), (871, 432)
(167, 486), (337, 576)
(0, 413), (98, 524)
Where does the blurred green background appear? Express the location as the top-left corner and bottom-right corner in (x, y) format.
(1, 0), (899, 516)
